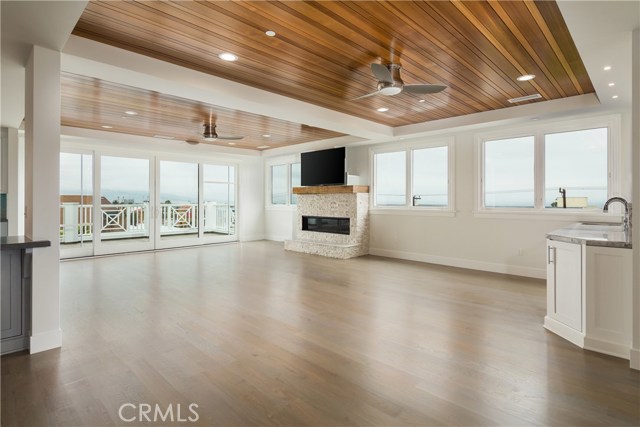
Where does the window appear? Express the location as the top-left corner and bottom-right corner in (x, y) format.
(203, 164), (235, 235)
(413, 146), (448, 207)
(483, 136), (535, 208)
(373, 140), (453, 210)
(291, 163), (301, 205)
(270, 162), (301, 206)
(544, 128), (608, 209)
(271, 164), (288, 205)
(477, 115), (619, 213)
(375, 151), (406, 206)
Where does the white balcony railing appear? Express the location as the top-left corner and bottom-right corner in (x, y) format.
(60, 202), (235, 243)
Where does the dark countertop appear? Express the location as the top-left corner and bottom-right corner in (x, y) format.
(1, 235), (51, 251)
(547, 223), (632, 249)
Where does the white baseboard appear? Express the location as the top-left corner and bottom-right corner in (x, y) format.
(630, 348), (640, 370)
(239, 234), (265, 242)
(584, 337), (630, 360)
(369, 247), (545, 279)
(265, 235), (291, 242)
(544, 316), (585, 347)
(30, 328), (62, 354)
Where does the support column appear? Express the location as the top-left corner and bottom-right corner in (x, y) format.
(25, 45), (62, 353)
(632, 28), (640, 370)
(7, 127), (24, 236)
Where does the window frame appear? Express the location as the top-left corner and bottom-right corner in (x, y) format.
(265, 156), (301, 209)
(475, 114), (622, 219)
(370, 137), (455, 216)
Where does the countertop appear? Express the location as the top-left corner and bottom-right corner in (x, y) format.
(1, 235), (51, 251)
(547, 223), (632, 249)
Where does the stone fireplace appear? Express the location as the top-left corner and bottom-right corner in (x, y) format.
(284, 185), (369, 259)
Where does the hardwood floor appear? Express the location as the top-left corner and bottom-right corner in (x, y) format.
(2, 241), (639, 426)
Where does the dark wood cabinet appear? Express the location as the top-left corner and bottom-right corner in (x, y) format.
(1, 236), (49, 355)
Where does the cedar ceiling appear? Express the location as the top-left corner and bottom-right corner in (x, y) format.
(67, 0), (595, 149)
(61, 72), (346, 149)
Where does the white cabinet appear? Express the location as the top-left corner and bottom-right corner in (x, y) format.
(545, 238), (633, 359)
(545, 239), (584, 346)
(584, 246), (632, 358)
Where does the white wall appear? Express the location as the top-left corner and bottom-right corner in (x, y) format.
(26, 46), (62, 353)
(630, 27), (639, 370)
(237, 155), (264, 242)
(265, 110), (632, 279)
(7, 128), (25, 235)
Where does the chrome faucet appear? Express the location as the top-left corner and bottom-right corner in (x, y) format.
(603, 197), (631, 231)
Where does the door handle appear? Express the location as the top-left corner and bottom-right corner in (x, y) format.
(547, 246), (556, 264)
(412, 195), (421, 206)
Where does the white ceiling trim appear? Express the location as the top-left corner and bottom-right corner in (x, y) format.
(557, 1), (639, 110)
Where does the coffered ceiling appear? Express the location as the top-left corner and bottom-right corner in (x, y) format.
(64, 0), (595, 150)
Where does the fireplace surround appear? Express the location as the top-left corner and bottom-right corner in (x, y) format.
(284, 185), (369, 259)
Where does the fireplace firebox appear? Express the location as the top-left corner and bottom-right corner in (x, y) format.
(302, 216), (350, 235)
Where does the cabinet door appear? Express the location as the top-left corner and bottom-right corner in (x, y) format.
(1, 250), (22, 339)
(547, 240), (582, 331)
(585, 246), (632, 352)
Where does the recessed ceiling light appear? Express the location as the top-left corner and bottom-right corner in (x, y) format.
(418, 99), (426, 103)
(377, 107), (389, 112)
(124, 110), (138, 116)
(608, 82), (615, 87)
(265, 30), (276, 37)
(612, 95), (619, 99)
(262, 134), (271, 138)
(516, 74), (536, 82)
(228, 142), (236, 145)
(604, 66), (612, 71)
(257, 145), (270, 149)
(218, 52), (238, 62)
(153, 135), (174, 140)
(101, 125), (113, 129)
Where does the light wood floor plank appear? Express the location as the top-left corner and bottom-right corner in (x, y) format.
(2, 241), (639, 426)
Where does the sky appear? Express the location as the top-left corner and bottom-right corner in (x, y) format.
(60, 155), (235, 204)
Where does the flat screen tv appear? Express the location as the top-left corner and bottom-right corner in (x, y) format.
(301, 147), (346, 186)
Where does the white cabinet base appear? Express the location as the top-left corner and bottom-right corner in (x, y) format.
(546, 239), (632, 361)
(544, 316), (585, 347)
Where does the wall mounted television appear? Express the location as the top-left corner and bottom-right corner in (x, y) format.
(300, 147), (346, 186)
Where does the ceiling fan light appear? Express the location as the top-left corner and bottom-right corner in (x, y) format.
(379, 86), (402, 96)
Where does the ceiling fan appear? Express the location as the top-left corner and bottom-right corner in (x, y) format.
(353, 63), (447, 100)
(186, 122), (244, 144)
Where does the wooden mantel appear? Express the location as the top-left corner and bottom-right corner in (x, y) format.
(292, 185), (369, 195)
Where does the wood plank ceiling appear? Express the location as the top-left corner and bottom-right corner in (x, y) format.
(66, 0), (595, 150)
(61, 72), (346, 150)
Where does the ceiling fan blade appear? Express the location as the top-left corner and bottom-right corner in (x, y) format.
(371, 63), (393, 83)
(217, 135), (244, 140)
(402, 84), (447, 94)
(351, 91), (379, 101)
(186, 139), (201, 145)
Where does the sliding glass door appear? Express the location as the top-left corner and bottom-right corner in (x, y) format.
(156, 160), (199, 248)
(59, 150), (237, 258)
(203, 164), (235, 237)
(59, 152), (94, 258)
(95, 155), (155, 255)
